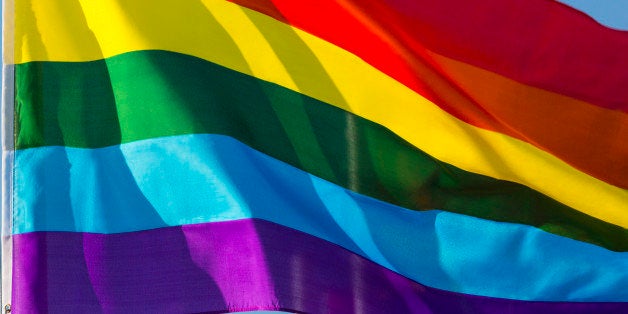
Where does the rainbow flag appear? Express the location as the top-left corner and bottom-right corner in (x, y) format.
(2, 0), (627, 312)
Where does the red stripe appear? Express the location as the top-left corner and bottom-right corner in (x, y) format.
(231, 0), (628, 111)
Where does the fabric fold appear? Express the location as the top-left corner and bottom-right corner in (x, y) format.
(12, 219), (628, 313)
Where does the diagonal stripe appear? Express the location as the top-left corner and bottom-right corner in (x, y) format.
(426, 52), (627, 188)
(229, 0), (628, 188)
(12, 0), (628, 228)
(13, 134), (628, 301)
(14, 50), (626, 251)
(13, 219), (628, 313)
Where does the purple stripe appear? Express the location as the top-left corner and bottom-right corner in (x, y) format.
(13, 219), (625, 313)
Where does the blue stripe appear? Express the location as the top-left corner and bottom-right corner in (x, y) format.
(14, 134), (628, 301)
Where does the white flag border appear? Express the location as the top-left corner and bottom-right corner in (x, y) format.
(1, 0), (14, 310)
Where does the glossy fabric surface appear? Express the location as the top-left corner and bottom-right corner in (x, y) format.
(8, 0), (627, 310)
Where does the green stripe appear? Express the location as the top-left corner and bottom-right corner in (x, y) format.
(15, 49), (627, 251)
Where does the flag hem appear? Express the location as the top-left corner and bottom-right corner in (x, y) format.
(1, 0), (15, 309)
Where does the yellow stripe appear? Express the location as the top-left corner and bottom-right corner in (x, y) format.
(14, 0), (628, 227)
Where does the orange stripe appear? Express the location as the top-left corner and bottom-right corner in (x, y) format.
(428, 52), (628, 189)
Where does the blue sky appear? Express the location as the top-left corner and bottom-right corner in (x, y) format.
(558, 0), (628, 29)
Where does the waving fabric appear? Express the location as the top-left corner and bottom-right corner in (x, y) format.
(3, 0), (627, 313)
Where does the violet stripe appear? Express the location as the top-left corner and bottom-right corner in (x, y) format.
(12, 219), (626, 314)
